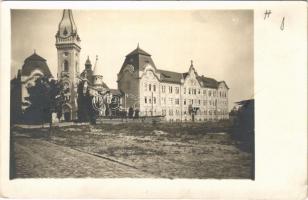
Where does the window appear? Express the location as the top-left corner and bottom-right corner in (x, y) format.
(209, 91), (211, 97)
(175, 99), (179, 105)
(184, 88), (186, 94)
(162, 97), (166, 104)
(203, 90), (206, 95)
(149, 84), (152, 91)
(153, 97), (156, 104)
(198, 89), (200, 94)
(169, 86), (173, 93)
(189, 88), (191, 94)
(169, 109), (173, 116)
(170, 98), (173, 104)
(144, 83), (147, 91)
(162, 85), (166, 93)
(198, 99), (201, 105)
(175, 87), (179, 94)
(162, 109), (166, 116)
(153, 85), (156, 92)
(149, 97), (152, 104)
(64, 60), (69, 72)
(144, 97), (147, 104)
(203, 100), (206, 106)
(184, 99), (186, 105)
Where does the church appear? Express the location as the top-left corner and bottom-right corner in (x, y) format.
(11, 9), (110, 122)
(11, 9), (229, 123)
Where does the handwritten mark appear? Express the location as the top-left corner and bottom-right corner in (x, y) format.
(264, 10), (272, 20)
(280, 17), (285, 31)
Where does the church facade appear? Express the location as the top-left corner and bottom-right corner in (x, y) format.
(117, 46), (229, 122)
(55, 9), (109, 121)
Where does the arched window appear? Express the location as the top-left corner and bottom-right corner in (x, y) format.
(64, 60), (69, 72)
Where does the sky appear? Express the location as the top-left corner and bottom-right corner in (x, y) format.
(11, 9), (253, 110)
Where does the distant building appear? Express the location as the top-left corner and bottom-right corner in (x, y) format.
(117, 45), (229, 122)
(10, 51), (53, 123)
(17, 52), (53, 111)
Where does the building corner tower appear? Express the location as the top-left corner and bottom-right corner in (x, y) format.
(55, 9), (81, 121)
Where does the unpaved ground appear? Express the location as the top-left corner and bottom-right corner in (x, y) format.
(11, 122), (253, 179)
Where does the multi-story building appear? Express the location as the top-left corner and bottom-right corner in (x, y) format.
(118, 45), (229, 122)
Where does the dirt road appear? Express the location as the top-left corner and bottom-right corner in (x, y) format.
(13, 136), (154, 178)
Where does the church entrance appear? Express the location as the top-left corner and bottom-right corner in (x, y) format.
(62, 104), (72, 122)
(64, 112), (71, 121)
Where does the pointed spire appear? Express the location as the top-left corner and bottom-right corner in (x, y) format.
(137, 42), (140, 49)
(34, 49), (36, 54)
(93, 55), (99, 76)
(85, 55), (92, 70)
(189, 60), (195, 71)
(57, 9), (78, 38)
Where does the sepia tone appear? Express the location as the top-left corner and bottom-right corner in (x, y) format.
(10, 9), (254, 179)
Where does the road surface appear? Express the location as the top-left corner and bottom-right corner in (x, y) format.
(13, 136), (154, 178)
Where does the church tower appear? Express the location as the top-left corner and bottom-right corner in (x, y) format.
(55, 9), (81, 121)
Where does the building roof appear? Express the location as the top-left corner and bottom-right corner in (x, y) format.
(157, 69), (183, 84)
(197, 76), (219, 89)
(21, 52), (52, 77)
(120, 45), (156, 73)
(218, 81), (230, 89)
(126, 44), (151, 57)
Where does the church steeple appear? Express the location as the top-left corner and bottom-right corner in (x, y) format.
(55, 9), (81, 121)
(57, 9), (79, 39)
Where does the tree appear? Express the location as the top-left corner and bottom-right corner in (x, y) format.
(77, 80), (90, 122)
(23, 77), (62, 126)
(77, 80), (97, 124)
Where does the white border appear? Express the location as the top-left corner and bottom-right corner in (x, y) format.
(1, 1), (307, 199)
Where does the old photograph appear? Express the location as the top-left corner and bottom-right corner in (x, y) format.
(10, 9), (254, 179)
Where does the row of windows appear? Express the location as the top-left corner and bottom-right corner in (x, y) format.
(142, 109), (229, 116)
(152, 97), (221, 106)
(144, 96), (157, 104)
(143, 83), (227, 98)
